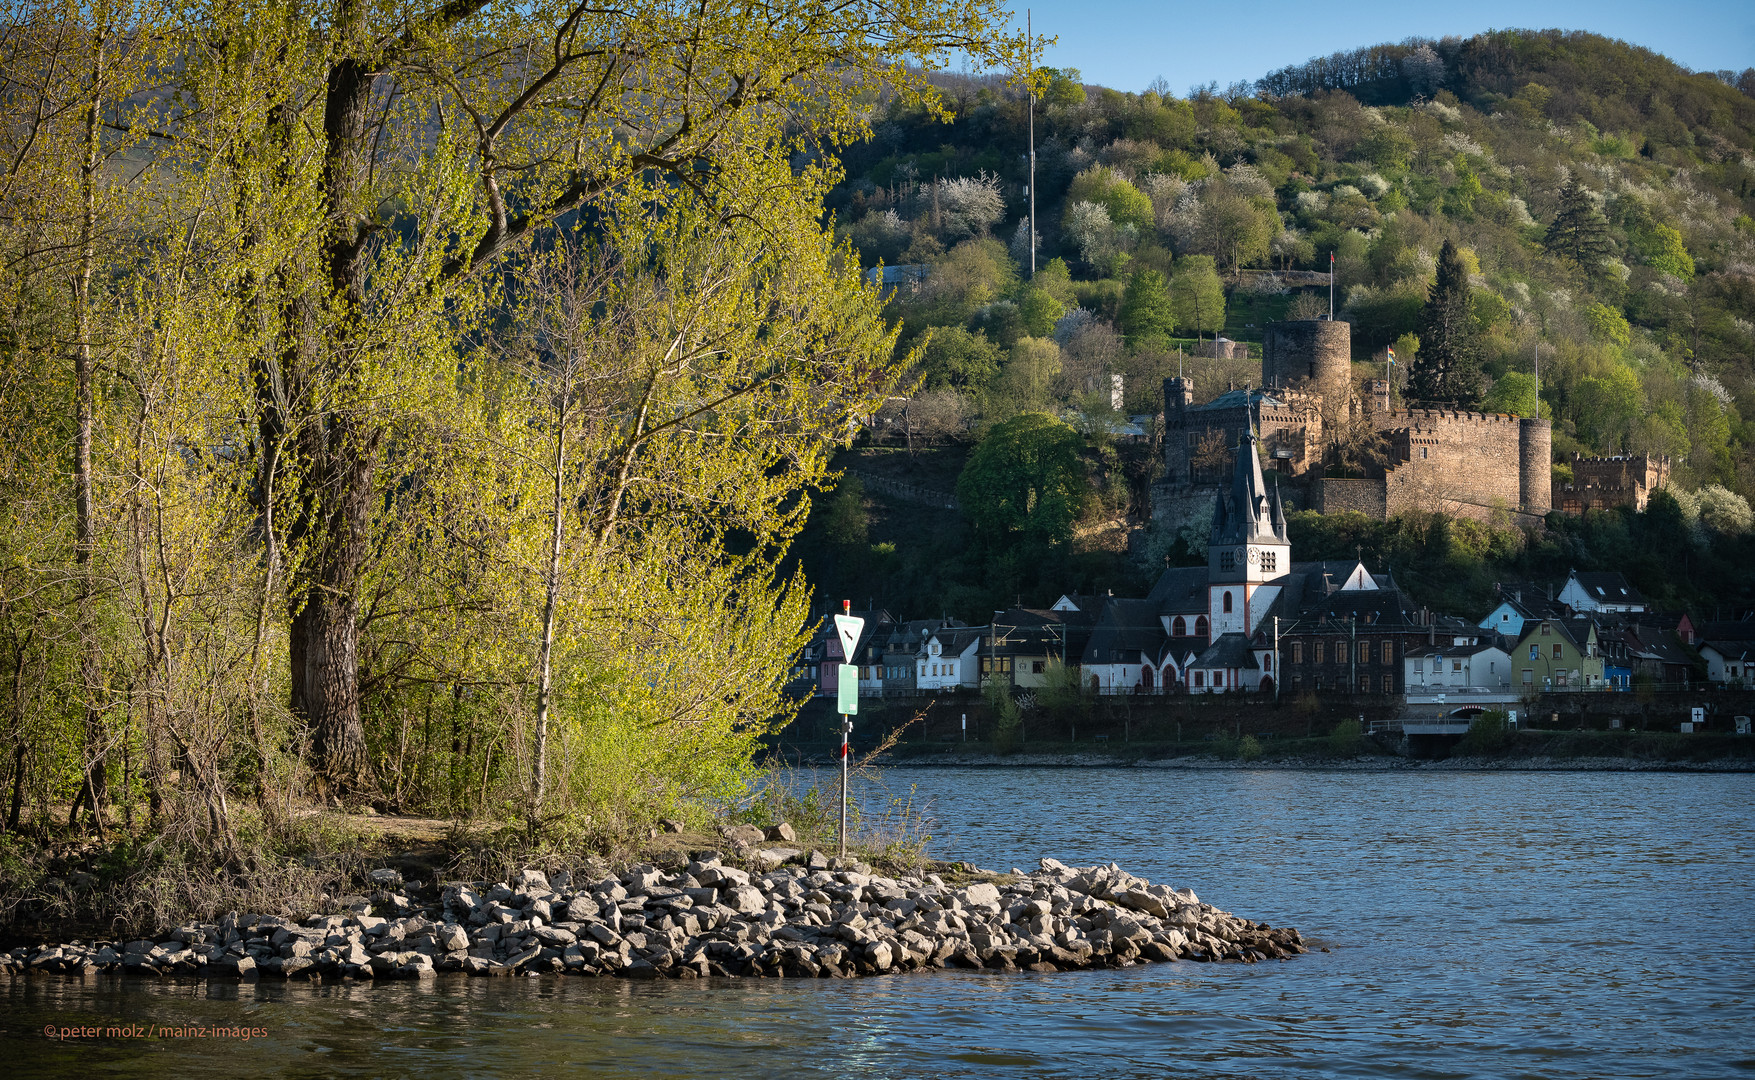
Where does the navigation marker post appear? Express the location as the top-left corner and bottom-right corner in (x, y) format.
(833, 601), (865, 858)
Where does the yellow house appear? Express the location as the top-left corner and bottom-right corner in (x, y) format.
(1512, 618), (1605, 690)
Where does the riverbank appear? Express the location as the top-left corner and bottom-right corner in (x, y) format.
(2, 847), (1303, 983)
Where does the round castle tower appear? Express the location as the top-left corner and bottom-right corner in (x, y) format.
(1262, 319), (1350, 424)
(1518, 416), (1552, 516)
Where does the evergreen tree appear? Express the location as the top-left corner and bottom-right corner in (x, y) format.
(1543, 179), (1614, 271)
(1409, 240), (1480, 404)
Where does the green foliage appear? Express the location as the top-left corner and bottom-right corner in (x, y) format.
(1583, 303), (1633, 346)
(957, 413), (1090, 548)
(1409, 239), (1481, 404)
(1066, 166), (1155, 232)
(1641, 224), (1695, 282)
(823, 477), (869, 547)
(1456, 710), (1515, 755)
(1544, 179), (1614, 271)
(1119, 269), (1176, 346)
(1481, 371), (1541, 417)
(1017, 285), (1065, 338)
(917, 326), (1003, 392)
(1327, 719), (1364, 756)
(1169, 256), (1226, 336)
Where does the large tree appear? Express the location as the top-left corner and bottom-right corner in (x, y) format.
(124, 0), (1029, 791)
(1543, 178), (1614, 272)
(956, 412), (1089, 547)
(1408, 239), (1480, 405)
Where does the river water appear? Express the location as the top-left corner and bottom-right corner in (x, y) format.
(5, 767), (1752, 1078)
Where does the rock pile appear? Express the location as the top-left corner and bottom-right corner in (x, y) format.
(0, 853), (1305, 981)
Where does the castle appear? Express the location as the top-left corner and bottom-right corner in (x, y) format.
(1553, 453), (1670, 513)
(1154, 317), (1554, 531)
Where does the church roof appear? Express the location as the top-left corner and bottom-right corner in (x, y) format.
(1209, 410), (1288, 548)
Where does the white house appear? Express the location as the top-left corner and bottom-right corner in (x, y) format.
(1698, 640), (1755, 685)
(1557, 570), (1647, 614)
(916, 626), (983, 691)
(1404, 641), (1513, 691)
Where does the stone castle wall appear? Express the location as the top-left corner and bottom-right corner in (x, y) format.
(1376, 408), (1531, 516)
(1157, 320), (1555, 525)
(1263, 320), (1349, 427)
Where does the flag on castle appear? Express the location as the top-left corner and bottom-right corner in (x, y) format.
(1386, 347), (1395, 364)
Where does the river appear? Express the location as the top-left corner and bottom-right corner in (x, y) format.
(6, 767), (1752, 1078)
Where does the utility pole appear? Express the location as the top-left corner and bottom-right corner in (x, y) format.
(1350, 614), (1358, 697)
(1027, 8), (1036, 278)
(1273, 615), (1281, 704)
(1329, 251), (1335, 318)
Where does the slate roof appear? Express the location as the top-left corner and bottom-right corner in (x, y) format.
(1191, 632), (1259, 671)
(1081, 598), (1169, 666)
(1569, 571), (1646, 607)
(1146, 566), (1209, 614)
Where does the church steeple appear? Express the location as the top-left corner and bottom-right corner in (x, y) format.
(1208, 391), (1291, 591)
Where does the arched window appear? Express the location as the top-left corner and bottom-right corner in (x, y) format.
(1195, 615), (1209, 638)
(1172, 616), (1186, 636)
(1222, 591), (1233, 614)
(1142, 667), (1154, 689)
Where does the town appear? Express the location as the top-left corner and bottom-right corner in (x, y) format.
(794, 390), (1754, 741)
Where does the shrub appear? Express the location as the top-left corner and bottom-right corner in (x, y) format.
(1327, 718), (1363, 756)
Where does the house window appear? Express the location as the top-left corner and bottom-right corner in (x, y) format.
(1292, 642), (1303, 664)
(1420, 446), (1428, 459)
(1336, 640), (1348, 663)
(1541, 623), (1551, 636)
(1220, 550), (1235, 572)
(1381, 640), (1393, 665)
(1193, 671), (1204, 688)
(1314, 675), (1324, 690)
(1529, 645), (1539, 661)
(1382, 675), (1394, 694)
(1522, 669), (1533, 685)
(1173, 616), (1186, 636)
(1358, 675), (1370, 693)
(1032, 660), (1045, 674)
(1260, 550), (1277, 573)
(1452, 659), (1463, 672)
(1552, 644), (1563, 660)
(1291, 675), (1302, 689)
(1195, 616), (1209, 637)
(1556, 671), (1569, 687)
(1222, 592), (1233, 614)
(1314, 641), (1325, 664)
(1264, 654), (1273, 672)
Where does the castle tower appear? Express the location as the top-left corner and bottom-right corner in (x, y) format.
(1207, 418), (1291, 640)
(1163, 375), (1193, 413)
(1518, 417), (1552, 516)
(1263, 318), (1350, 424)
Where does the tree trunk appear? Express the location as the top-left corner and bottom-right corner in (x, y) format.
(282, 7), (379, 793)
(292, 585), (368, 791)
(72, 27), (107, 837)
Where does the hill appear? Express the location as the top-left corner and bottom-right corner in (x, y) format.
(789, 29), (1755, 623)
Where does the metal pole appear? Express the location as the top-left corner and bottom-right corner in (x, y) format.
(1274, 616), (1281, 704)
(839, 714), (849, 857)
(1027, 8), (1036, 278)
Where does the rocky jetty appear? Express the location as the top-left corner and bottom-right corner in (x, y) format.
(1, 850), (1305, 981)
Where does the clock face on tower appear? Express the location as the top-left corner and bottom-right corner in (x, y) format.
(1245, 548), (1258, 565)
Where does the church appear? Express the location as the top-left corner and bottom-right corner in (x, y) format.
(1083, 413), (1426, 696)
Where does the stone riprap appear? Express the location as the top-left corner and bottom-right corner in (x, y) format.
(0, 852), (1305, 981)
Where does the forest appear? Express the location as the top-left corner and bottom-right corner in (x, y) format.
(792, 29), (1755, 626)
